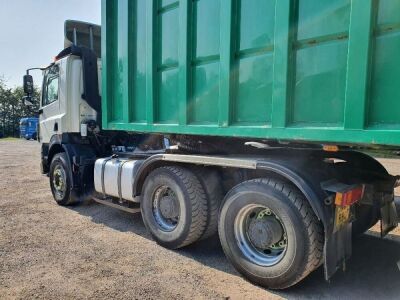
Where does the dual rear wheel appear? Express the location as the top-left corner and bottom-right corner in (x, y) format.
(141, 166), (324, 289)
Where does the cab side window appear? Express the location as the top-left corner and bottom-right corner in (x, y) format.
(42, 66), (59, 106)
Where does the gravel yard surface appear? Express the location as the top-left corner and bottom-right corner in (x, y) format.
(0, 139), (399, 299)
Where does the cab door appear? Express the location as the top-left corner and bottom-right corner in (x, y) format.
(39, 64), (61, 143)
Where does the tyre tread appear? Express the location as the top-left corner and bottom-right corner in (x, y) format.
(194, 168), (223, 240)
(162, 166), (208, 248)
(258, 178), (324, 285)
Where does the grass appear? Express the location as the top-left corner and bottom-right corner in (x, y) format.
(0, 137), (20, 141)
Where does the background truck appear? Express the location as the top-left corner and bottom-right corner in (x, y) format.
(23, 0), (399, 290)
(19, 117), (38, 140)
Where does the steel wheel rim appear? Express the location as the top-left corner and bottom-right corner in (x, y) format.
(152, 185), (180, 232)
(52, 165), (67, 199)
(234, 204), (287, 267)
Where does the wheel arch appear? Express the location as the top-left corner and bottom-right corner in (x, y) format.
(47, 134), (97, 200)
(42, 135), (65, 174)
(255, 161), (330, 230)
(133, 154), (330, 230)
(133, 155), (179, 199)
(48, 144), (65, 169)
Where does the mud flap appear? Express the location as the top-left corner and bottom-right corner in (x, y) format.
(324, 223), (352, 280)
(324, 194), (398, 279)
(62, 143), (97, 201)
(381, 194), (398, 236)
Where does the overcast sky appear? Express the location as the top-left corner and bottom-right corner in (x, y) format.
(0, 0), (101, 88)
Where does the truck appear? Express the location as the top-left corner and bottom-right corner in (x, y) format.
(22, 0), (399, 290)
(19, 117), (39, 140)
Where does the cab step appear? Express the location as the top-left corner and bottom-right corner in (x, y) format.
(92, 196), (141, 214)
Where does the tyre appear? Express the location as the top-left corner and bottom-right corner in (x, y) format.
(194, 168), (223, 240)
(141, 166), (208, 249)
(49, 153), (78, 206)
(218, 178), (324, 289)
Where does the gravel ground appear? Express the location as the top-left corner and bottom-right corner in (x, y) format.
(0, 139), (399, 299)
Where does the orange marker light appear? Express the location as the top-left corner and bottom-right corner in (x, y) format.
(323, 145), (339, 152)
(335, 185), (364, 207)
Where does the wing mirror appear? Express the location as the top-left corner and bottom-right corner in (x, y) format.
(23, 74), (34, 95)
(23, 66), (48, 107)
(22, 73), (38, 107)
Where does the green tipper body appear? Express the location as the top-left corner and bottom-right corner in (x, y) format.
(101, 0), (400, 147)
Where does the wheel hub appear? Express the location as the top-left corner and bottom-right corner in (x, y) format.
(159, 196), (179, 219)
(152, 186), (180, 232)
(234, 205), (288, 267)
(248, 217), (283, 249)
(53, 168), (65, 192)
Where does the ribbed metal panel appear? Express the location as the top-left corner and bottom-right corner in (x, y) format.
(102, 0), (400, 147)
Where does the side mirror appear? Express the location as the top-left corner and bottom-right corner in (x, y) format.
(22, 95), (34, 106)
(23, 74), (34, 95)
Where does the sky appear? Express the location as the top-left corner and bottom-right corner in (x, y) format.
(0, 0), (101, 88)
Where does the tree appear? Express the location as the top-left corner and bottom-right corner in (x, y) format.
(0, 78), (40, 137)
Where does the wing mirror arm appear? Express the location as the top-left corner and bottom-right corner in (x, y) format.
(22, 67), (47, 107)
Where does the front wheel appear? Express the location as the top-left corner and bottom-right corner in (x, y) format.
(49, 153), (78, 206)
(218, 178), (324, 289)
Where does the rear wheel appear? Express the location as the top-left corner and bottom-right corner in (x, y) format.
(141, 166), (208, 249)
(194, 168), (223, 240)
(218, 178), (323, 289)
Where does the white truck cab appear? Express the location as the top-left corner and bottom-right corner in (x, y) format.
(23, 20), (101, 144)
(39, 56), (99, 143)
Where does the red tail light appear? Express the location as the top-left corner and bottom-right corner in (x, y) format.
(335, 185), (364, 207)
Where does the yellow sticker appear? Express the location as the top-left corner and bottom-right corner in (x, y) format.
(334, 206), (350, 232)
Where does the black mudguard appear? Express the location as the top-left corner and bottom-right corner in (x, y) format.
(62, 143), (97, 200)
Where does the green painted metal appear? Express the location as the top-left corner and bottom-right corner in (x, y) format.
(102, 0), (400, 147)
(344, 0), (374, 130)
(271, 0), (292, 128)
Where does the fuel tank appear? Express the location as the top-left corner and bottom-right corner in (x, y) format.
(94, 157), (143, 202)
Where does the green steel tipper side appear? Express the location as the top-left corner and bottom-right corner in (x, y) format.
(23, 0), (399, 290)
(102, 0), (400, 148)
